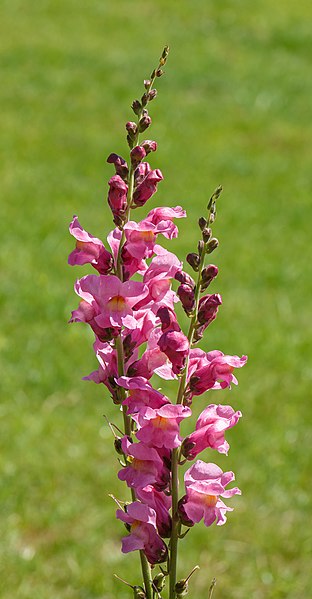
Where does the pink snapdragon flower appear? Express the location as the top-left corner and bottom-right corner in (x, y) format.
(127, 327), (175, 380)
(181, 404), (242, 459)
(136, 486), (172, 538)
(187, 349), (247, 397)
(193, 293), (222, 342)
(133, 404), (191, 449)
(68, 216), (113, 274)
(179, 460), (241, 527)
(83, 340), (118, 393)
(118, 437), (170, 490)
(117, 376), (168, 414)
(132, 168), (163, 207)
(144, 206), (186, 239)
(116, 502), (168, 564)
(73, 274), (149, 330)
(158, 329), (190, 375)
(133, 249), (181, 313)
(69, 298), (118, 342)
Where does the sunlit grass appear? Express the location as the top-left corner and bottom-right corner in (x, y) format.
(1, 1), (311, 597)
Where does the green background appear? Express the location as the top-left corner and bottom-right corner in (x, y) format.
(1, 1), (311, 597)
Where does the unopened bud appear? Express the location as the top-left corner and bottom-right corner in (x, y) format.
(198, 216), (207, 230)
(131, 100), (142, 115)
(175, 566), (200, 598)
(141, 139), (157, 154)
(144, 79), (151, 89)
(114, 438), (123, 455)
(138, 115), (152, 132)
(126, 121), (137, 140)
(162, 45), (170, 60)
(148, 89), (157, 101)
(152, 572), (166, 592)
(130, 145), (146, 168)
(133, 587), (146, 599)
(177, 284), (195, 315)
(200, 264), (219, 290)
(141, 92), (149, 107)
(206, 238), (219, 254)
(202, 227), (212, 243)
(186, 252), (200, 271)
(175, 271), (195, 288)
(181, 438), (196, 459)
(197, 240), (205, 255)
(156, 68), (164, 77)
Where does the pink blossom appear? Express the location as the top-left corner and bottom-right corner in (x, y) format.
(136, 486), (172, 537)
(134, 162), (151, 186)
(157, 306), (181, 332)
(73, 274), (149, 330)
(116, 501), (167, 564)
(69, 299), (118, 342)
(107, 174), (128, 224)
(118, 437), (170, 490)
(117, 376), (168, 414)
(133, 250), (181, 313)
(180, 460), (241, 527)
(128, 327), (175, 380)
(133, 404), (191, 449)
(181, 404), (242, 459)
(188, 351), (247, 396)
(132, 169), (163, 207)
(158, 329), (190, 375)
(68, 216), (113, 274)
(83, 340), (124, 401)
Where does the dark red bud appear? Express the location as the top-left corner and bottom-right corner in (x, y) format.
(186, 253), (200, 271)
(131, 100), (142, 115)
(198, 217), (207, 230)
(138, 115), (152, 132)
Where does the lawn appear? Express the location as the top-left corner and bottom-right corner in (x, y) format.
(1, 1), (312, 597)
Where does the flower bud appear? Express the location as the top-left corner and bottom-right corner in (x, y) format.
(202, 227), (212, 243)
(133, 586), (146, 598)
(175, 271), (195, 288)
(197, 240), (205, 255)
(180, 438), (196, 459)
(126, 121), (137, 138)
(198, 216), (207, 230)
(107, 153), (129, 181)
(130, 145), (146, 168)
(144, 79), (151, 89)
(156, 68), (164, 77)
(175, 579), (188, 597)
(141, 92), (149, 107)
(114, 438), (123, 455)
(186, 253), (200, 271)
(206, 237), (219, 254)
(138, 115), (152, 132)
(153, 572), (166, 592)
(141, 139), (157, 155)
(131, 100), (142, 115)
(177, 284), (195, 315)
(148, 89), (157, 101)
(157, 306), (180, 332)
(200, 264), (219, 291)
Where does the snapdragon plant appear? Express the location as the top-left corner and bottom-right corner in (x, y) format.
(68, 47), (247, 599)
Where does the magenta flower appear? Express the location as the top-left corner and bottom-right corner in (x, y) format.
(107, 152), (129, 181)
(136, 486), (172, 538)
(133, 250), (181, 313)
(145, 206), (186, 239)
(181, 404), (242, 459)
(73, 274), (149, 330)
(132, 168), (163, 207)
(187, 350), (247, 396)
(128, 327), (175, 380)
(116, 501), (168, 564)
(158, 329), (190, 375)
(117, 376), (169, 414)
(69, 298), (118, 342)
(180, 460), (241, 527)
(118, 437), (170, 490)
(68, 216), (113, 274)
(133, 403), (191, 449)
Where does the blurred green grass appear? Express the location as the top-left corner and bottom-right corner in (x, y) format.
(1, 0), (312, 597)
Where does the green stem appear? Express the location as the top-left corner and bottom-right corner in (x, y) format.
(169, 234), (211, 597)
(139, 551), (153, 599)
